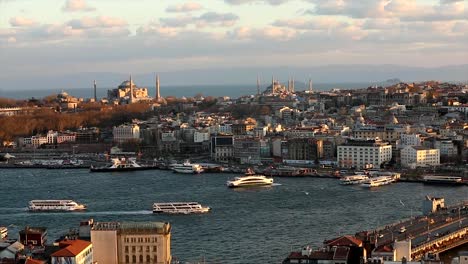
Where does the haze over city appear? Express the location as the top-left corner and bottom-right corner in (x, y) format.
(1, 0), (467, 89)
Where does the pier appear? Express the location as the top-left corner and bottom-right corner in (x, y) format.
(284, 196), (468, 263)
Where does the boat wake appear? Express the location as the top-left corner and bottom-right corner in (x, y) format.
(87, 210), (153, 216)
(272, 183), (282, 186)
(5, 210), (154, 217)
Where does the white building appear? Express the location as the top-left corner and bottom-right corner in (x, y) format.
(337, 138), (392, 169)
(194, 131), (210, 143)
(400, 146), (440, 168)
(397, 133), (422, 149)
(113, 124), (140, 143)
(47, 130), (58, 144)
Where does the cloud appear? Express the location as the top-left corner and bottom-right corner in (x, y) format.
(67, 16), (127, 29)
(166, 2), (203, 13)
(159, 12), (239, 28)
(62, 0), (95, 12)
(224, 0), (291, 5)
(229, 26), (297, 40)
(273, 17), (349, 30)
(9, 16), (37, 27)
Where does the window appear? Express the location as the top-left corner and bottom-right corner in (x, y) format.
(132, 246), (135, 253)
(153, 246), (157, 252)
(139, 255), (143, 262)
(125, 246), (128, 253)
(146, 255), (151, 262)
(125, 255), (129, 263)
(132, 255), (136, 263)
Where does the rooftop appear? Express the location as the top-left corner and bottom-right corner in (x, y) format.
(51, 239), (91, 257)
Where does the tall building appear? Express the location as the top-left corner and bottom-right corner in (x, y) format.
(91, 221), (172, 264)
(337, 138), (392, 169)
(400, 146), (440, 168)
(113, 124), (140, 143)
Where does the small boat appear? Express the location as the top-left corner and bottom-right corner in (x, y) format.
(340, 174), (369, 185)
(28, 200), (87, 212)
(0, 226), (7, 239)
(227, 168), (274, 188)
(361, 176), (395, 188)
(152, 202), (211, 214)
(171, 161), (204, 174)
(423, 175), (463, 185)
(90, 157), (156, 172)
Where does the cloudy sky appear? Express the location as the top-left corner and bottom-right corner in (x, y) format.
(1, 0), (467, 81)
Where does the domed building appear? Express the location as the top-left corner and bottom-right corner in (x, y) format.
(107, 76), (151, 104)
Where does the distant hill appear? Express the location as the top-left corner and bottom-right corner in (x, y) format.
(1, 64), (467, 90)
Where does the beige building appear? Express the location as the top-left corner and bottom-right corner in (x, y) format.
(91, 221), (171, 264)
(113, 124), (141, 144)
(400, 146), (440, 168)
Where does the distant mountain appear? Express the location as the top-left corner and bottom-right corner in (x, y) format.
(1, 64), (467, 90)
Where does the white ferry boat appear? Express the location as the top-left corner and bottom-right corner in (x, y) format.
(28, 200), (87, 212)
(361, 176), (395, 188)
(423, 175), (463, 185)
(0, 226), (7, 239)
(90, 157), (156, 172)
(340, 175), (369, 185)
(152, 202), (210, 214)
(227, 169), (274, 188)
(171, 161), (204, 174)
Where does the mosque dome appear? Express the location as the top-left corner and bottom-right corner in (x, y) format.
(119, 80), (135, 89)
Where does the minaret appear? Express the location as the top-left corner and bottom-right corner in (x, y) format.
(256, 75), (260, 95)
(156, 74), (161, 101)
(309, 79), (313, 93)
(287, 77), (291, 92)
(129, 75), (134, 103)
(271, 76), (275, 94)
(291, 77), (295, 93)
(93, 80), (97, 102)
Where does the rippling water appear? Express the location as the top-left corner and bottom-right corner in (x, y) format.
(0, 169), (467, 263)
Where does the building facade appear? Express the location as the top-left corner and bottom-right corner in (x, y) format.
(400, 146), (440, 168)
(51, 239), (93, 264)
(113, 124), (141, 144)
(91, 221), (172, 264)
(337, 138), (392, 169)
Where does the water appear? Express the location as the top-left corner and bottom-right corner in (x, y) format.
(0, 169), (466, 263)
(0, 83), (371, 100)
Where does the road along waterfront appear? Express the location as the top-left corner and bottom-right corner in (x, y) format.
(0, 168), (466, 263)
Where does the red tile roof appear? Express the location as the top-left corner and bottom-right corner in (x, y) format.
(324, 235), (363, 247)
(25, 259), (45, 264)
(51, 239), (91, 257)
(333, 246), (350, 260)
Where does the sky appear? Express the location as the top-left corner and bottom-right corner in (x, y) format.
(0, 0), (467, 81)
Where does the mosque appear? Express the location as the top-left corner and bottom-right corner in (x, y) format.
(107, 76), (152, 104)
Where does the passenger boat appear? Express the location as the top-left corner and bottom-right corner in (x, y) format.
(340, 175), (369, 185)
(0, 226), (7, 239)
(152, 202), (210, 214)
(423, 175), (463, 185)
(90, 157), (156, 172)
(171, 161), (204, 174)
(28, 200), (87, 212)
(226, 168), (274, 188)
(361, 176), (395, 188)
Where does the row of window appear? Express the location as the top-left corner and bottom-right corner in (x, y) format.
(125, 245), (157, 253)
(124, 237), (158, 243)
(125, 254), (157, 263)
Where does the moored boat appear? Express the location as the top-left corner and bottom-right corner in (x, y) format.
(152, 202), (210, 214)
(340, 174), (369, 185)
(171, 161), (204, 174)
(423, 175), (463, 185)
(28, 200), (87, 212)
(90, 157), (156, 172)
(361, 176), (395, 188)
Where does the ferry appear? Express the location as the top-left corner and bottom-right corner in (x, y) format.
(0, 226), (7, 239)
(171, 161), (204, 174)
(152, 202), (210, 214)
(423, 175), (463, 185)
(340, 175), (369, 185)
(227, 168), (274, 188)
(28, 200), (87, 212)
(90, 157), (156, 172)
(361, 176), (395, 188)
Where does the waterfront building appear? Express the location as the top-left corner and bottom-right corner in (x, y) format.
(113, 124), (141, 144)
(400, 146), (440, 168)
(91, 221), (171, 264)
(337, 138), (392, 169)
(286, 138), (323, 161)
(233, 136), (262, 164)
(51, 239), (93, 264)
(19, 227), (47, 246)
(210, 135), (234, 163)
